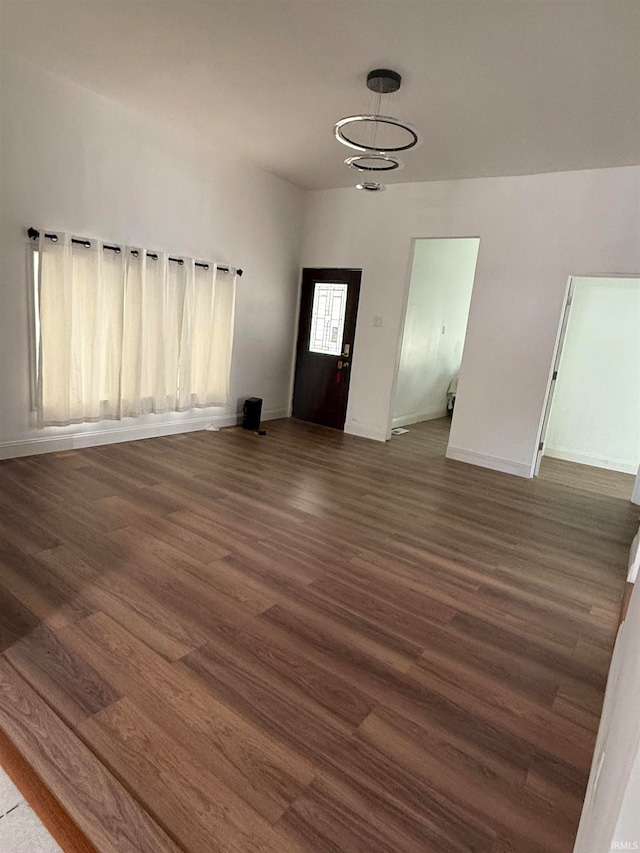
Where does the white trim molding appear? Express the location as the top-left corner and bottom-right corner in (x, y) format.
(446, 445), (533, 478)
(628, 527), (639, 584)
(0, 408), (289, 460)
(630, 465), (640, 505)
(544, 446), (639, 476)
(392, 407), (448, 429)
(344, 421), (388, 442)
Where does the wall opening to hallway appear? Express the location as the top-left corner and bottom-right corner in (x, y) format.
(391, 237), (479, 442)
(541, 276), (640, 479)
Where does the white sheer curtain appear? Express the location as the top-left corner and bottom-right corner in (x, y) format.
(36, 232), (236, 427)
(37, 234), (125, 426)
(120, 249), (186, 417)
(178, 261), (236, 410)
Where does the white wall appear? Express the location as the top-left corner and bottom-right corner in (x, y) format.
(545, 277), (640, 474)
(393, 238), (479, 427)
(613, 748), (640, 849)
(573, 583), (640, 853)
(0, 54), (304, 457)
(301, 167), (640, 474)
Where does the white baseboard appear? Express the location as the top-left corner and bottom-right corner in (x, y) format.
(446, 445), (533, 478)
(0, 408), (288, 460)
(544, 446), (639, 476)
(392, 407), (447, 428)
(344, 421), (388, 442)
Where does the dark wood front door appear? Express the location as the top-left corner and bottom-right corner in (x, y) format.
(292, 268), (361, 430)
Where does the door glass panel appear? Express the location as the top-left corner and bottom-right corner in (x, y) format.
(309, 282), (348, 355)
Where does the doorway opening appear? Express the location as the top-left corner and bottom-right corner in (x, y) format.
(292, 268), (361, 431)
(390, 237), (480, 453)
(536, 276), (640, 501)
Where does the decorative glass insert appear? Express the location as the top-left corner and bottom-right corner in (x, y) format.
(309, 282), (348, 355)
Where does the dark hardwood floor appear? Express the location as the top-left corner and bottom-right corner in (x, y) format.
(0, 417), (637, 852)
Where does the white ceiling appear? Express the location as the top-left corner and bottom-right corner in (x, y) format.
(2, 1), (639, 190)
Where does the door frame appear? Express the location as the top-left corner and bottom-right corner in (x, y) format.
(532, 275), (575, 476)
(632, 465), (640, 506)
(386, 235), (482, 443)
(532, 272), (640, 480)
(287, 270), (305, 418)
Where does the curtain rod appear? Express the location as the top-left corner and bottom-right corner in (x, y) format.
(27, 228), (243, 276)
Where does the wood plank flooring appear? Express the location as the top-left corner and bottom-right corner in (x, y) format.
(538, 454), (636, 501)
(0, 417), (637, 852)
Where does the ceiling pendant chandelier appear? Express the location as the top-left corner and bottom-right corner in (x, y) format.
(334, 69), (420, 190)
(344, 154), (401, 173)
(355, 181), (385, 192)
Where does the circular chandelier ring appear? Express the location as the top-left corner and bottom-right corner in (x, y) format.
(334, 115), (420, 153)
(345, 154), (402, 172)
(356, 181), (385, 192)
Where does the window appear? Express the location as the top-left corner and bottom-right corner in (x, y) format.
(309, 282), (348, 355)
(30, 232), (236, 427)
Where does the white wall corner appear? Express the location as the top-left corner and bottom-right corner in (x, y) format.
(344, 421), (388, 443)
(0, 408), (289, 460)
(445, 445), (533, 478)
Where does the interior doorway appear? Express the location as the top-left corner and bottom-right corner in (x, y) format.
(292, 268), (361, 430)
(391, 237), (479, 447)
(536, 276), (640, 499)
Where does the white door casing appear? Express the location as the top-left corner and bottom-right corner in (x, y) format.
(534, 277), (575, 476)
